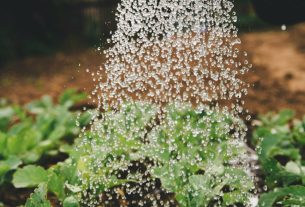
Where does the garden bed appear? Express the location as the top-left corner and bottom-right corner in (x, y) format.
(1, 96), (304, 207)
(0, 24), (305, 207)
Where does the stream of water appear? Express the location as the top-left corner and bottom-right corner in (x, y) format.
(81, 0), (253, 206)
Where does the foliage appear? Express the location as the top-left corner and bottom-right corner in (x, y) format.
(0, 89), (90, 185)
(25, 183), (51, 207)
(143, 103), (253, 206)
(13, 160), (81, 205)
(258, 186), (305, 207)
(13, 165), (48, 188)
(0, 100), (15, 131)
(253, 109), (305, 207)
(18, 102), (253, 207)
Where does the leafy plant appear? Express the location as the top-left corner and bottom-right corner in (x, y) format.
(253, 109), (305, 207)
(0, 89), (90, 185)
(143, 103), (253, 206)
(13, 161), (81, 206)
(25, 183), (51, 207)
(259, 186), (305, 207)
(18, 102), (253, 206)
(0, 101), (15, 131)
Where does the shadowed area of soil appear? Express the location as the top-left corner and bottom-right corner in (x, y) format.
(1, 24), (305, 116)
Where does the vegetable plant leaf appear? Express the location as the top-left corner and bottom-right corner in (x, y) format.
(0, 156), (22, 183)
(0, 106), (14, 131)
(259, 186), (305, 207)
(59, 89), (86, 108)
(25, 183), (51, 207)
(63, 196), (80, 207)
(26, 96), (53, 114)
(13, 165), (48, 188)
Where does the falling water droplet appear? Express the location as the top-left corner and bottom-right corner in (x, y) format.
(78, 0), (252, 206)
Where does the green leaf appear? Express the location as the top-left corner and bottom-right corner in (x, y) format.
(48, 125), (66, 141)
(0, 106), (14, 131)
(65, 183), (82, 193)
(223, 191), (248, 206)
(189, 174), (210, 191)
(59, 89), (86, 107)
(7, 135), (23, 155)
(260, 109), (295, 127)
(13, 165), (48, 188)
(285, 161), (303, 175)
(78, 111), (93, 127)
(47, 171), (65, 201)
(293, 119), (305, 145)
(255, 109), (305, 189)
(35, 113), (55, 137)
(25, 183), (51, 207)
(276, 110), (295, 125)
(6, 127), (42, 159)
(26, 96), (53, 114)
(259, 186), (305, 207)
(63, 196), (80, 207)
(0, 132), (7, 155)
(22, 128), (43, 150)
(46, 161), (80, 201)
(59, 144), (73, 154)
(22, 150), (42, 164)
(0, 106), (14, 118)
(0, 156), (22, 181)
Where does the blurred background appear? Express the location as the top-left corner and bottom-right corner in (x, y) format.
(0, 0), (255, 65)
(0, 0), (305, 115)
(0, 0), (120, 64)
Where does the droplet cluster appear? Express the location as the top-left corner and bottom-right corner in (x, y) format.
(92, 0), (249, 113)
(78, 0), (253, 206)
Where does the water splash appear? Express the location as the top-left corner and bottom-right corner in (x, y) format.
(79, 0), (253, 206)
(92, 0), (249, 113)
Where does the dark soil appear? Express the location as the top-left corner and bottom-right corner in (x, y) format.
(0, 184), (33, 206)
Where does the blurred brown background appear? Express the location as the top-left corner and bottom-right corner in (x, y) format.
(1, 0), (305, 116)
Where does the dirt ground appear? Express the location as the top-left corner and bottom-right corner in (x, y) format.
(1, 23), (305, 116)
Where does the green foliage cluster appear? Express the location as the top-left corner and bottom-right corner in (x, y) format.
(143, 104), (252, 206)
(6, 93), (305, 207)
(13, 161), (80, 207)
(0, 89), (90, 186)
(12, 102), (253, 207)
(253, 110), (305, 206)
